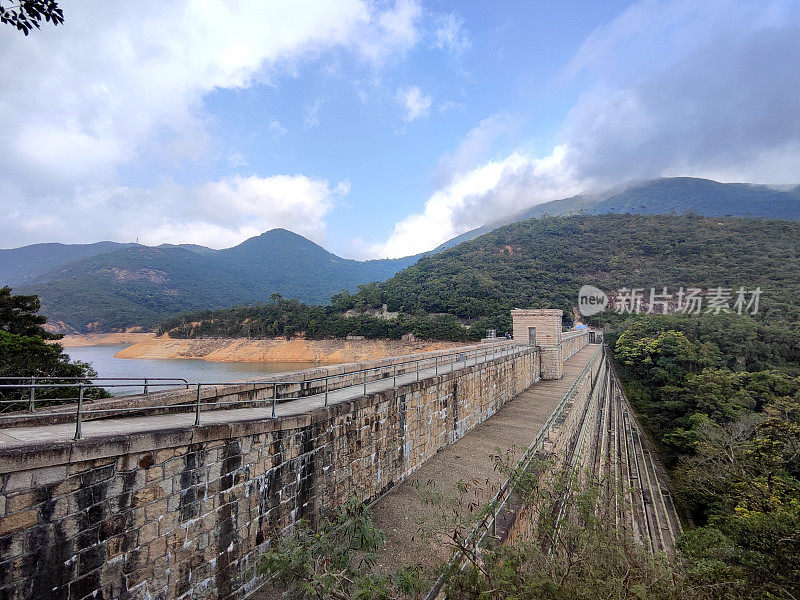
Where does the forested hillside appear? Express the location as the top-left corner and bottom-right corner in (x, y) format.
(431, 177), (800, 250)
(10, 229), (419, 332)
(0, 241), (132, 286)
(160, 214), (800, 340)
(609, 313), (800, 597)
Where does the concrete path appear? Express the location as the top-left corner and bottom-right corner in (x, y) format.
(0, 347), (527, 450)
(368, 345), (599, 573)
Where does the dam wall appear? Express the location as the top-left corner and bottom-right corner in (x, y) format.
(4, 342), (511, 429)
(0, 347), (540, 600)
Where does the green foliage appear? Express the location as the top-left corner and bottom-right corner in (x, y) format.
(679, 504), (800, 599)
(0, 0), (63, 35)
(612, 314), (800, 463)
(160, 214), (800, 342)
(258, 497), (428, 600)
(0, 286), (59, 339)
(448, 529), (692, 600)
(445, 473), (695, 600)
(158, 294), (479, 342)
(612, 312), (800, 598)
(0, 288), (107, 405)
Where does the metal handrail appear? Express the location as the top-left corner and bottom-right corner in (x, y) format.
(0, 342), (530, 441)
(0, 377), (189, 381)
(0, 378), (190, 413)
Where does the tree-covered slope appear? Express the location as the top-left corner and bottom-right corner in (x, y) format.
(0, 241), (133, 286)
(13, 229), (419, 332)
(160, 214), (800, 340)
(366, 214), (800, 329)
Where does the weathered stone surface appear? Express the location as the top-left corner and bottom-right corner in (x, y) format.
(0, 334), (592, 600)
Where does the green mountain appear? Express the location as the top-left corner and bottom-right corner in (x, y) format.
(160, 214), (800, 341)
(447, 177), (800, 248)
(372, 214), (800, 329)
(7, 177), (800, 333)
(9, 229), (418, 332)
(0, 241), (133, 286)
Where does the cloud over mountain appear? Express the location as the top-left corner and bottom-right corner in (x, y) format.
(376, 0), (800, 257)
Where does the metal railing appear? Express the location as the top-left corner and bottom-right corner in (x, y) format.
(0, 342), (528, 441)
(424, 345), (601, 600)
(0, 377), (189, 411)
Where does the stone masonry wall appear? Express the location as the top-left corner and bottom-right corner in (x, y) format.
(6, 342), (513, 429)
(504, 346), (604, 545)
(0, 349), (538, 600)
(561, 330), (590, 361)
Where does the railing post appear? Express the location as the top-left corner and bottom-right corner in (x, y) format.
(194, 384), (201, 426)
(143, 378), (148, 395)
(272, 384), (277, 418)
(324, 377), (329, 407)
(416, 358), (420, 382)
(28, 376), (35, 412)
(393, 364), (397, 388)
(435, 356), (438, 375)
(73, 384), (84, 440)
(363, 371), (367, 396)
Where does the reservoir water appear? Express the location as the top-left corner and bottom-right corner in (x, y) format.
(65, 344), (325, 396)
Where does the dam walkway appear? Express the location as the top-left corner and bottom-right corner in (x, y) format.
(0, 313), (679, 600)
(368, 345), (599, 572)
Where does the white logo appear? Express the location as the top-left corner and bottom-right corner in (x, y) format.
(578, 285), (608, 316)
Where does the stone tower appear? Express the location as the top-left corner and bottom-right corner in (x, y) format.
(511, 308), (564, 380)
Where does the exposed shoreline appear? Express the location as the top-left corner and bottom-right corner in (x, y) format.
(111, 335), (467, 363)
(58, 332), (157, 347)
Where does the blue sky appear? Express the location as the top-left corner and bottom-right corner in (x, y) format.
(1, 0), (799, 258)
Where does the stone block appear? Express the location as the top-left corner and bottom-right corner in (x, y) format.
(2, 472), (32, 493)
(0, 510), (36, 536)
(31, 466), (67, 487)
(144, 499), (168, 522)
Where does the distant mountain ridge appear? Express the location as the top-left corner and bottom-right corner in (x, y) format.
(0, 241), (134, 286)
(445, 177), (800, 248)
(4, 229), (420, 332)
(3, 177), (799, 332)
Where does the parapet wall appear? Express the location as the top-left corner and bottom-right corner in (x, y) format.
(0, 348), (538, 600)
(5, 342), (513, 429)
(562, 330), (590, 361)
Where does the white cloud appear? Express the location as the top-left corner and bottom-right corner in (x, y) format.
(374, 147), (583, 257)
(435, 113), (519, 184)
(433, 13), (470, 55)
(268, 120), (288, 137)
(0, 174), (346, 250)
(227, 151), (248, 168)
(0, 0), (421, 246)
(303, 99), (324, 129)
(396, 85), (433, 122)
(357, 0), (422, 64)
(375, 0), (800, 258)
(0, 0), (423, 242)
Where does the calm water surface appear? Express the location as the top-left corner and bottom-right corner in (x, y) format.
(65, 344), (325, 396)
